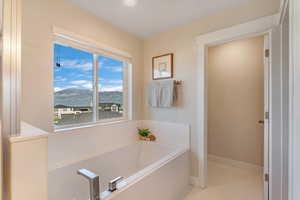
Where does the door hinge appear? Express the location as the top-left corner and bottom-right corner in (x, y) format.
(265, 173), (269, 182)
(265, 112), (269, 120)
(265, 49), (270, 58)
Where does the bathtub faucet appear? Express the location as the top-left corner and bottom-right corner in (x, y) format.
(77, 169), (100, 200)
(109, 176), (123, 192)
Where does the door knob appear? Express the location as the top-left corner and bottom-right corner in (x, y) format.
(258, 120), (264, 124)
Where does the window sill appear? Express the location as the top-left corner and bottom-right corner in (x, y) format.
(54, 118), (131, 133)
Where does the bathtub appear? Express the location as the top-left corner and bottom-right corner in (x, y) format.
(49, 141), (190, 200)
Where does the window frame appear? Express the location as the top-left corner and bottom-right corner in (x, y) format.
(52, 40), (132, 131)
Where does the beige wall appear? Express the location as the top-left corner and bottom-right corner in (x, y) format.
(142, 0), (279, 175)
(207, 36), (264, 166)
(21, 0), (144, 132)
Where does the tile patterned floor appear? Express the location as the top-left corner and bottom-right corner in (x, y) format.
(184, 161), (264, 200)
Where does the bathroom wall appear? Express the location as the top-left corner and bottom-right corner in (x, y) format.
(207, 36), (264, 166)
(142, 0), (280, 176)
(21, 0), (144, 133)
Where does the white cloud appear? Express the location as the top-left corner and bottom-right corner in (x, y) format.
(70, 80), (90, 85)
(70, 80), (93, 90)
(59, 59), (93, 71)
(82, 83), (93, 89)
(104, 66), (123, 72)
(54, 87), (63, 92)
(54, 86), (78, 92)
(100, 85), (123, 92)
(54, 76), (67, 82)
(101, 79), (123, 84)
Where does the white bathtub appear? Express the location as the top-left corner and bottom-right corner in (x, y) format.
(49, 141), (190, 200)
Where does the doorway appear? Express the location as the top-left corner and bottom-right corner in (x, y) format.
(205, 35), (269, 199)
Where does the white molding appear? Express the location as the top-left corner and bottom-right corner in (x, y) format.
(208, 155), (263, 173)
(2, 0), (22, 136)
(195, 14), (278, 190)
(1, 0), (22, 199)
(279, 2), (290, 200)
(53, 26), (132, 59)
(196, 14), (279, 45)
(289, 0), (299, 200)
(279, 0), (289, 25)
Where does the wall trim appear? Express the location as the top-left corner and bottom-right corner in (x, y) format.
(279, 0), (289, 25)
(1, 0), (22, 199)
(52, 26), (132, 59)
(190, 176), (201, 187)
(289, 0), (298, 200)
(196, 14), (279, 45)
(208, 154), (263, 173)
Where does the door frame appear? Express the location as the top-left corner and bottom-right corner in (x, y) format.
(195, 14), (279, 197)
(288, 0), (300, 199)
(1, 0), (23, 200)
(263, 33), (270, 200)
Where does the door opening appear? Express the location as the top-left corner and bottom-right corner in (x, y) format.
(205, 34), (269, 200)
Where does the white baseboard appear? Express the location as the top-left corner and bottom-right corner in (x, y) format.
(190, 176), (202, 187)
(208, 154), (263, 172)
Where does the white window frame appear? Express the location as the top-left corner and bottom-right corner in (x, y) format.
(52, 27), (133, 131)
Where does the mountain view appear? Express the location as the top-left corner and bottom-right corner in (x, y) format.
(54, 88), (123, 107)
(53, 44), (124, 126)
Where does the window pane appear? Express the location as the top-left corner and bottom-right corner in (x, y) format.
(54, 43), (94, 127)
(98, 56), (124, 120)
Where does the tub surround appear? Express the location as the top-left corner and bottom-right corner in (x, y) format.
(140, 120), (190, 149)
(48, 120), (190, 200)
(7, 120), (189, 200)
(9, 122), (49, 200)
(49, 143), (190, 200)
(49, 120), (190, 171)
(9, 122), (48, 143)
(48, 120), (141, 171)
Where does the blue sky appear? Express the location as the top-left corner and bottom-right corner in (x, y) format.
(54, 43), (123, 92)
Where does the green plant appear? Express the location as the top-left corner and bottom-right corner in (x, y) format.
(54, 116), (60, 125)
(138, 128), (151, 137)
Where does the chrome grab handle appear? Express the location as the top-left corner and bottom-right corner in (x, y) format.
(77, 169), (100, 200)
(109, 176), (123, 192)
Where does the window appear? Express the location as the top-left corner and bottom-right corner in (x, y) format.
(53, 43), (128, 128)
(98, 56), (124, 120)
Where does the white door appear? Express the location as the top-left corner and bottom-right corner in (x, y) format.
(263, 34), (270, 200)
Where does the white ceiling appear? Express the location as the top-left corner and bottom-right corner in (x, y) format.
(68, 0), (254, 39)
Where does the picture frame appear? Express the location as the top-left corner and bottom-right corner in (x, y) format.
(152, 53), (173, 80)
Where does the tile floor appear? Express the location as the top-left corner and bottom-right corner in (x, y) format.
(184, 160), (264, 200)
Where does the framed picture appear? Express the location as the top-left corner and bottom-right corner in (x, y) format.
(152, 53), (173, 80)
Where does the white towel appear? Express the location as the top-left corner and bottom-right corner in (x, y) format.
(148, 81), (160, 107)
(148, 80), (177, 108)
(159, 80), (176, 108)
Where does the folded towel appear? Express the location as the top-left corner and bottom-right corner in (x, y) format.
(148, 80), (177, 108)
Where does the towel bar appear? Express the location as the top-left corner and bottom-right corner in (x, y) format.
(174, 80), (182, 85)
